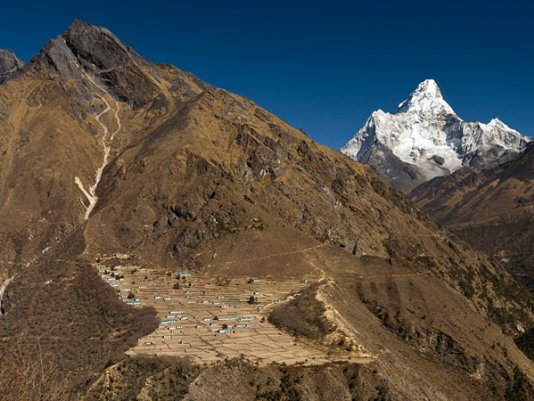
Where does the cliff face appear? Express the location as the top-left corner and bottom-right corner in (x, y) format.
(0, 20), (533, 401)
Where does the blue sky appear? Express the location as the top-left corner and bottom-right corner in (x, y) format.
(1, 0), (533, 148)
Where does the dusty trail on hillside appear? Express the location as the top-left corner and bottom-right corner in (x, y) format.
(75, 72), (121, 220)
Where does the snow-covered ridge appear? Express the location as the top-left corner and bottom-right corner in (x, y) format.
(341, 79), (531, 191)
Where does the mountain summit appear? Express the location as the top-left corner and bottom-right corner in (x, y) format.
(397, 79), (455, 116)
(341, 79), (531, 192)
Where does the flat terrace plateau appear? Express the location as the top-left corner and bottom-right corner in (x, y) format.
(95, 256), (373, 366)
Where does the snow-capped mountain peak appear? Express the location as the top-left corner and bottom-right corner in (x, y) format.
(486, 117), (517, 132)
(397, 79), (456, 117)
(341, 79), (531, 192)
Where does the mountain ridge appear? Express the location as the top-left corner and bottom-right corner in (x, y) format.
(0, 20), (533, 401)
(411, 142), (534, 291)
(341, 79), (531, 191)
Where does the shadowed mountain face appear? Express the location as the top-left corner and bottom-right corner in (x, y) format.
(0, 20), (534, 401)
(411, 143), (534, 291)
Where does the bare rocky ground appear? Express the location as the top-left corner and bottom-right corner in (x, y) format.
(0, 20), (533, 401)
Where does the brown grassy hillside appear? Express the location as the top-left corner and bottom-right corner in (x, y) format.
(0, 20), (532, 400)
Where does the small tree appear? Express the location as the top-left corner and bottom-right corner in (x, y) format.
(247, 295), (256, 305)
(127, 292), (135, 300)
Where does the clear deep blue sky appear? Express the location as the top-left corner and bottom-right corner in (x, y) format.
(1, 0), (533, 148)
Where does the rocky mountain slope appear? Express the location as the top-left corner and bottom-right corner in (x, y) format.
(411, 142), (534, 291)
(0, 20), (533, 401)
(342, 79), (531, 192)
(0, 49), (23, 84)
(411, 141), (534, 372)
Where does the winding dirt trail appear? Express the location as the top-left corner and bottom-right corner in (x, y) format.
(209, 243), (328, 269)
(1, 79), (121, 314)
(75, 74), (121, 220)
(2, 68), (122, 317)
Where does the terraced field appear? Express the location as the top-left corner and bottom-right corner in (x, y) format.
(95, 255), (373, 366)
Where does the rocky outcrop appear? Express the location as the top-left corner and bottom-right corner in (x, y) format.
(38, 37), (84, 80)
(0, 49), (23, 83)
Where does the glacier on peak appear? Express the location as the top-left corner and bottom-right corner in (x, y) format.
(341, 79), (531, 192)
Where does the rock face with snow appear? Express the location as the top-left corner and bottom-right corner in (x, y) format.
(341, 79), (531, 192)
